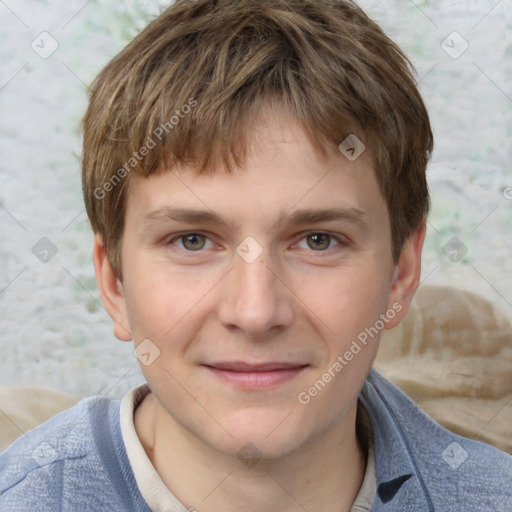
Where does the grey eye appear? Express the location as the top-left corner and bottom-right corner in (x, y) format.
(306, 233), (333, 250)
(180, 234), (207, 251)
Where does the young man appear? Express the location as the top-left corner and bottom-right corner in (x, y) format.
(1, 0), (511, 510)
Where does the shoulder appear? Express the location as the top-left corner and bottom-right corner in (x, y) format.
(0, 394), (144, 511)
(361, 369), (512, 511)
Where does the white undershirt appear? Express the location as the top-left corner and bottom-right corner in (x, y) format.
(119, 385), (376, 512)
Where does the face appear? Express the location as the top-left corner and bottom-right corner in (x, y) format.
(97, 111), (422, 459)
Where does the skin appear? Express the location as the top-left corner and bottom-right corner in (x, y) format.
(94, 109), (426, 512)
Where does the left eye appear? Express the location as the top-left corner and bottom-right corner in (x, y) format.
(170, 233), (215, 251)
(296, 233), (341, 251)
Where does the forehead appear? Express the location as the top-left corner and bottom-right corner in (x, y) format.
(124, 111), (386, 233)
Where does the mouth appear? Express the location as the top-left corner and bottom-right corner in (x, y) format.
(202, 361), (309, 389)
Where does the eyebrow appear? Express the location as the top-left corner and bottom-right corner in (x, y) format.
(142, 206), (369, 230)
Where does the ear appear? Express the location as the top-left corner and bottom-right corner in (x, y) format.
(93, 234), (132, 341)
(384, 220), (427, 330)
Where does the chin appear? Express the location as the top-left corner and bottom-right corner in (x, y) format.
(206, 408), (315, 461)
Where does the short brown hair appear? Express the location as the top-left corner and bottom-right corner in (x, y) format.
(82, 0), (433, 281)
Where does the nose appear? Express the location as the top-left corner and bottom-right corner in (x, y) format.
(217, 247), (294, 339)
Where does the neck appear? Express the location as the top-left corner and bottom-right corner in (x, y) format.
(135, 393), (366, 512)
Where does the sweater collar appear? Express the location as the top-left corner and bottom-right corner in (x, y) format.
(359, 369), (434, 511)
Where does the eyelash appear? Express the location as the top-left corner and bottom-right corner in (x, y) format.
(165, 231), (348, 253)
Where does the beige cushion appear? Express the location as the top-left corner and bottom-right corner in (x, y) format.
(376, 285), (512, 454)
(1, 285), (511, 453)
(0, 387), (81, 451)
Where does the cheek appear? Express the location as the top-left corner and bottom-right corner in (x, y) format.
(123, 269), (172, 339)
(302, 263), (390, 336)
(123, 262), (219, 350)
(297, 268), (388, 414)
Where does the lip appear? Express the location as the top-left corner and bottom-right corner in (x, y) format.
(202, 361), (309, 390)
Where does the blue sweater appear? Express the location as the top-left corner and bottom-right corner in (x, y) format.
(1, 369), (511, 511)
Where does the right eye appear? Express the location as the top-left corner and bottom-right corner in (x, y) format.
(166, 232), (215, 252)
